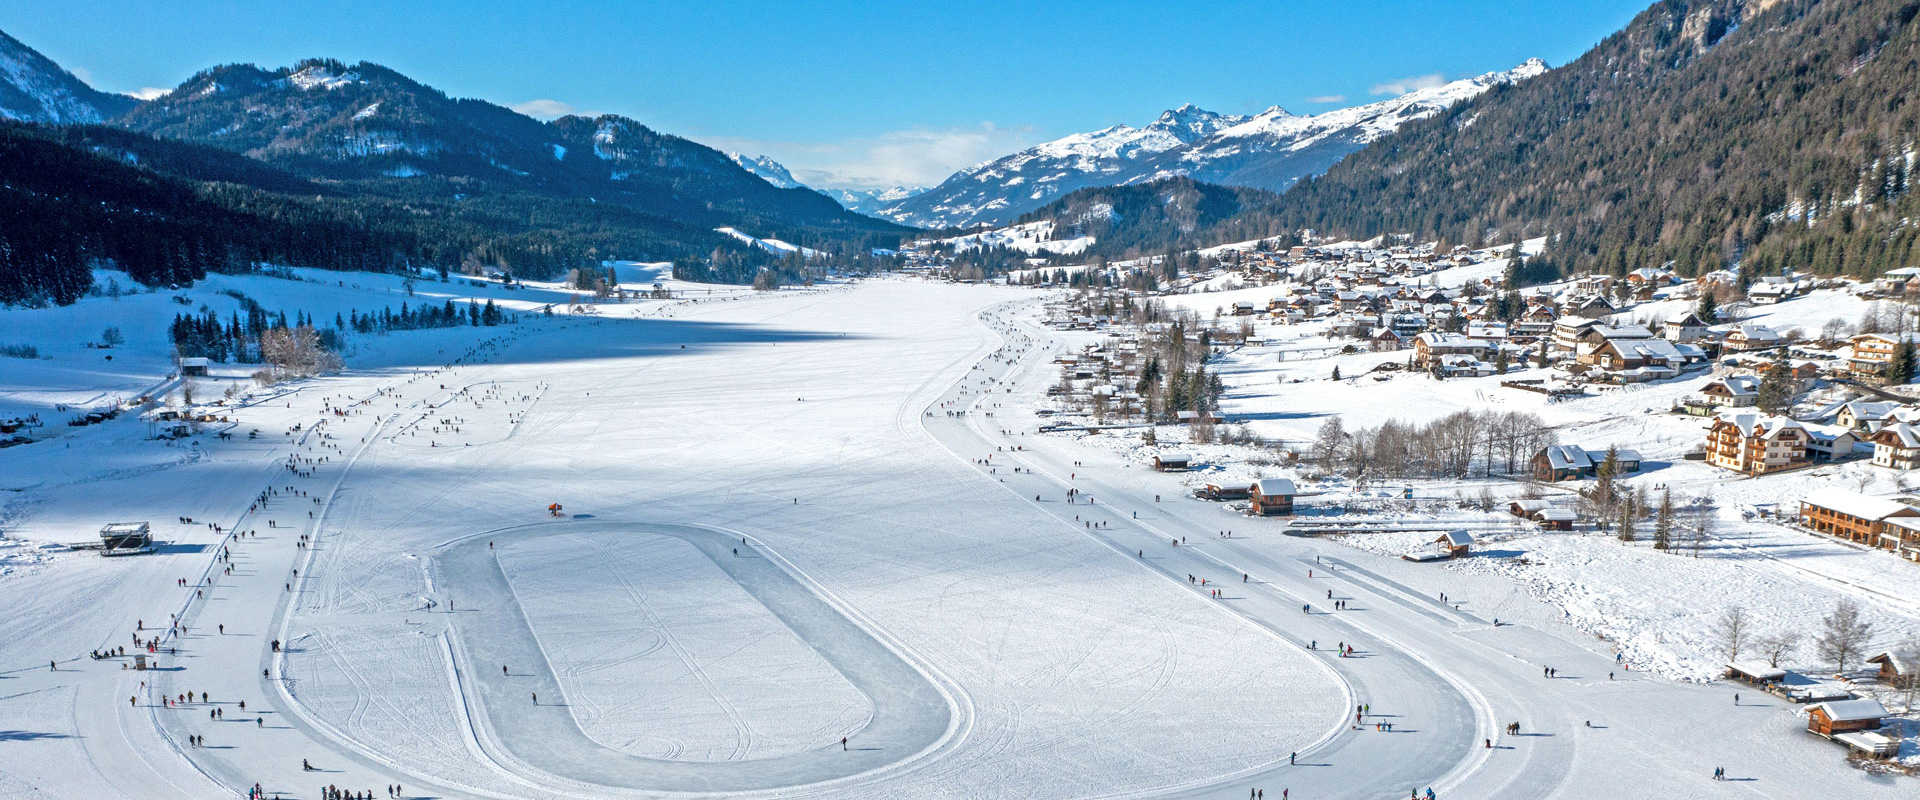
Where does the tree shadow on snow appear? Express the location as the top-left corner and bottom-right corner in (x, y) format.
(0, 730), (73, 741)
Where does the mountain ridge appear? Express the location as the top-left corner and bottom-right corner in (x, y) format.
(874, 59), (1546, 229)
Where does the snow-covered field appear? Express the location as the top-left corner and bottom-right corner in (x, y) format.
(2, 267), (1917, 798)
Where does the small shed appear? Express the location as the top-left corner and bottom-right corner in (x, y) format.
(1532, 508), (1577, 531)
(1249, 479), (1297, 517)
(1195, 482), (1252, 501)
(1509, 498), (1551, 518)
(1866, 650), (1916, 685)
(1153, 453), (1193, 472)
(179, 357), (211, 377)
(1807, 698), (1888, 736)
(1436, 530), (1474, 557)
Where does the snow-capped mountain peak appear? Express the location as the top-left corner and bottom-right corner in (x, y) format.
(874, 59), (1548, 228)
(727, 152), (805, 189)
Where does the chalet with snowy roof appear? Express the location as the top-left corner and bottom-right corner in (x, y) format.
(1870, 422), (1920, 470)
(1625, 266), (1674, 288)
(1832, 400), (1904, 432)
(1880, 517), (1920, 561)
(1370, 328), (1406, 352)
(1549, 316), (1601, 355)
(1532, 508), (1578, 530)
(1249, 479), (1297, 517)
(1798, 488), (1920, 546)
(1434, 354), (1498, 378)
(1569, 295), (1617, 319)
(1875, 266), (1920, 295)
(1721, 324), (1784, 352)
(1587, 337), (1685, 374)
(1681, 375), (1760, 416)
(1663, 310), (1710, 342)
(1847, 332), (1920, 378)
(1748, 281), (1795, 304)
(1413, 333), (1491, 366)
(1706, 413), (1809, 475)
(1529, 445), (1641, 482)
(1152, 453), (1193, 471)
(1802, 424), (1863, 462)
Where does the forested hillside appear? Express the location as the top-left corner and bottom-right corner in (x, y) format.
(1264, 0), (1920, 281)
(1011, 179), (1298, 263)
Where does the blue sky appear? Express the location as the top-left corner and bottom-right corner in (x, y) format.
(3, 1), (1650, 189)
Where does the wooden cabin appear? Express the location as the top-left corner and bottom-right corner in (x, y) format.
(1533, 508), (1577, 531)
(1436, 530), (1474, 557)
(1509, 499), (1551, 518)
(1249, 479), (1297, 517)
(1153, 453), (1193, 472)
(1194, 482), (1252, 501)
(179, 357), (211, 377)
(1806, 699), (1888, 736)
(1866, 651), (1916, 686)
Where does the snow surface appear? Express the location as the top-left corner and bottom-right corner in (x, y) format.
(1, 268), (1916, 798)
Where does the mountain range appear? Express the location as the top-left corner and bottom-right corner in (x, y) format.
(870, 60), (1547, 229)
(0, 30), (906, 305)
(725, 151), (928, 217)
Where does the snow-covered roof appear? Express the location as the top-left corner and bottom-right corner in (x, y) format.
(1252, 478), (1297, 496)
(1586, 447), (1642, 463)
(1534, 509), (1578, 521)
(1726, 661), (1787, 681)
(1511, 499), (1552, 512)
(1156, 453), (1193, 463)
(1809, 698), (1887, 722)
(1800, 488), (1915, 521)
(1875, 422), (1920, 448)
(1716, 412), (1804, 440)
(1590, 324), (1653, 340)
(1540, 444), (1591, 471)
(1439, 530), (1474, 546)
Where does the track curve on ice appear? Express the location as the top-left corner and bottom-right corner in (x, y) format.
(432, 520), (958, 792)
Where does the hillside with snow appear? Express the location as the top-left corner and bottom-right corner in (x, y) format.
(0, 28), (134, 123)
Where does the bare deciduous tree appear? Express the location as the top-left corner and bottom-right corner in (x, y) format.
(1715, 607), (1749, 662)
(1756, 630), (1799, 668)
(1814, 600), (1872, 675)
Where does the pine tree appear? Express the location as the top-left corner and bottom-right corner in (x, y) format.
(1502, 245), (1522, 290)
(1592, 445), (1620, 517)
(1653, 489), (1674, 551)
(1331, 365), (1342, 381)
(1756, 362), (1793, 414)
(1617, 493), (1637, 543)
(1886, 338), (1917, 385)
(1494, 349), (1510, 375)
(1696, 292), (1719, 325)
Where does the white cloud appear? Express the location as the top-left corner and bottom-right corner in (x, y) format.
(510, 99), (598, 120)
(70, 66), (94, 83)
(129, 87), (170, 100)
(707, 123), (1041, 191)
(1370, 72), (1446, 96)
(1305, 94), (1346, 104)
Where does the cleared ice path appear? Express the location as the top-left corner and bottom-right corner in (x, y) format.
(435, 520), (956, 792)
